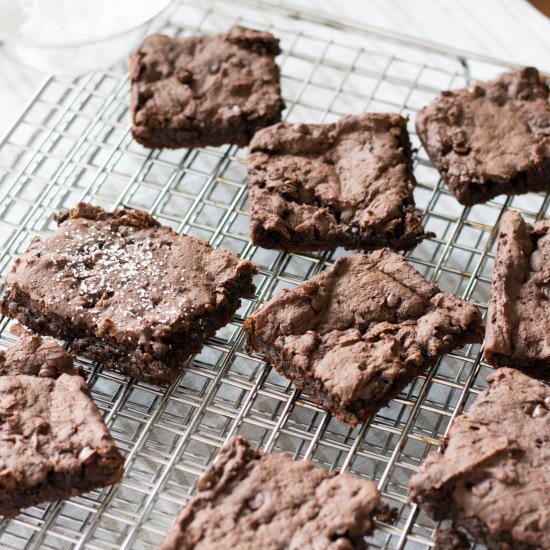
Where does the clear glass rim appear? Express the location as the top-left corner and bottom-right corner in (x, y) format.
(0, 0), (174, 49)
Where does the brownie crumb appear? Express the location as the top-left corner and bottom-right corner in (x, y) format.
(433, 527), (470, 550)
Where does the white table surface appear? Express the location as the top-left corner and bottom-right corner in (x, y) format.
(1, 0), (549, 135)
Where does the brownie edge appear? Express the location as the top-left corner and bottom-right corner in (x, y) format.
(161, 436), (392, 550)
(484, 210), (550, 380)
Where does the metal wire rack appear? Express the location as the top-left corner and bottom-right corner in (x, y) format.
(0, 1), (549, 548)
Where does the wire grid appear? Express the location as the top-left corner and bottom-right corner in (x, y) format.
(0, 1), (549, 548)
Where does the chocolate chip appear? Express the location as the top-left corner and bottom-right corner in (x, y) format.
(386, 293), (401, 309)
(78, 446), (97, 465)
(332, 539), (353, 550)
(472, 84), (485, 97)
(44, 346), (72, 369)
(295, 123), (309, 135)
(75, 296), (90, 308)
(246, 492), (264, 510)
(196, 471), (217, 492)
(176, 68), (193, 84)
(453, 145), (470, 155)
(38, 367), (57, 378)
(138, 87), (154, 103)
(152, 342), (169, 356)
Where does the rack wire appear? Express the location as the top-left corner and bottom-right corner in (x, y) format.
(0, 1), (549, 548)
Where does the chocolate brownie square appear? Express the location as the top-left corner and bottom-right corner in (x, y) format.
(0, 203), (257, 384)
(244, 251), (483, 426)
(0, 327), (124, 517)
(248, 114), (432, 252)
(416, 67), (550, 205)
(409, 368), (550, 549)
(485, 210), (550, 380)
(161, 436), (391, 550)
(130, 26), (285, 149)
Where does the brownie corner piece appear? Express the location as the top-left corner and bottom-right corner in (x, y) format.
(0, 202), (257, 384)
(130, 26), (285, 149)
(485, 209), (550, 380)
(409, 367), (550, 549)
(248, 113), (433, 252)
(0, 327), (124, 517)
(161, 435), (390, 549)
(243, 251), (483, 426)
(416, 67), (550, 205)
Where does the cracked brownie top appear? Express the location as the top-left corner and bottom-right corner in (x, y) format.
(0, 327), (124, 516)
(247, 113), (432, 252)
(3, 203), (255, 347)
(244, 251), (483, 425)
(416, 67), (550, 205)
(131, 26), (285, 149)
(161, 436), (389, 550)
(410, 368), (550, 549)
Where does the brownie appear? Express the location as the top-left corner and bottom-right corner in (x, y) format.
(416, 67), (550, 205)
(161, 436), (391, 549)
(130, 26), (285, 149)
(0, 203), (257, 384)
(409, 368), (550, 549)
(485, 210), (550, 380)
(243, 251), (483, 426)
(0, 326), (124, 517)
(248, 114), (432, 252)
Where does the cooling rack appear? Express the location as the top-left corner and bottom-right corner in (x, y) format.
(0, 1), (549, 548)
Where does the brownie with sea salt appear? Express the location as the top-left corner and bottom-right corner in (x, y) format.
(131, 26), (285, 149)
(161, 436), (392, 550)
(243, 251), (483, 426)
(248, 114), (432, 252)
(0, 203), (257, 384)
(0, 327), (124, 517)
(416, 67), (550, 205)
(409, 368), (550, 549)
(485, 210), (550, 380)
